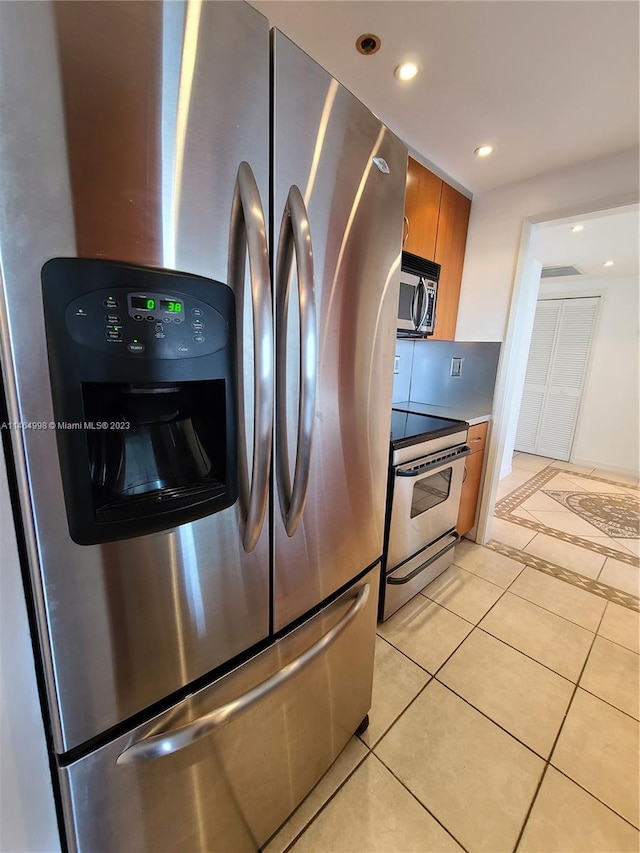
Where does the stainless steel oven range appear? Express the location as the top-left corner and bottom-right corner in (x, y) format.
(380, 411), (470, 620)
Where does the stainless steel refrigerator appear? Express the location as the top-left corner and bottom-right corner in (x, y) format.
(0, 2), (406, 850)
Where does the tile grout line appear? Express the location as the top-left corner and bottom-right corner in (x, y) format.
(445, 536), (640, 843)
(368, 750), (472, 853)
(275, 748), (370, 853)
(378, 578), (637, 851)
(486, 540), (639, 613)
(547, 765), (640, 833)
(511, 604), (618, 852)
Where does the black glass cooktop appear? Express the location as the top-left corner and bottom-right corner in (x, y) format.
(390, 409), (467, 449)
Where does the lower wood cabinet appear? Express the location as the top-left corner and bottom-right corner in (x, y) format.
(457, 421), (488, 537)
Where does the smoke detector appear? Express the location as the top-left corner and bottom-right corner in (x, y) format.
(356, 34), (381, 55)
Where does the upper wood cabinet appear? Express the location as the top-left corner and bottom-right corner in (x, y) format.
(403, 158), (442, 260)
(403, 157), (471, 340)
(433, 181), (472, 340)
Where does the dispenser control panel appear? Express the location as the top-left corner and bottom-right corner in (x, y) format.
(66, 288), (228, 358)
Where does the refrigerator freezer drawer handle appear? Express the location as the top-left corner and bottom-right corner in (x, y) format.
(116, 583), (370, 765)
(229, 161), (274, 553)
(275, 185), (317, 537)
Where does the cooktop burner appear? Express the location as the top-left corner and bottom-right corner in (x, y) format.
(390, 409), (467, 448)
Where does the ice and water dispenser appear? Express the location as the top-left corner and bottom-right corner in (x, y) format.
(42, 258), (237, 545)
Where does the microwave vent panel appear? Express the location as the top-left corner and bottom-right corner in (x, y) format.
(401, 251), (441, 281)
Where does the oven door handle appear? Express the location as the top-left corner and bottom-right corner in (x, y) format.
(396, 445), (471, 478)
(387, 533), (460, 585)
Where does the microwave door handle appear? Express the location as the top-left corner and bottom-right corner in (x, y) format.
(410, 280), (420, 331)
(228, 161), (273, 553)
(417, 278), (430, 331)
(116, 583), (371, 764)
(275, 185), (317, 537)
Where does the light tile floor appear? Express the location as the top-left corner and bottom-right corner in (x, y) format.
(264, 454), (640, 853)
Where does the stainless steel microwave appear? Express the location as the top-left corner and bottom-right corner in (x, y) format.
(397, 251), (441, 337)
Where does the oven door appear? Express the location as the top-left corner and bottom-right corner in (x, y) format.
(387, 444), (470, 571)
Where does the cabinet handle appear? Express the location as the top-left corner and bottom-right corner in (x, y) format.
(402, 216), (409, 246)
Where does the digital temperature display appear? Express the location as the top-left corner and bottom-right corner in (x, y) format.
(131, 296), (156, 310)
(160, 300), (183, 313)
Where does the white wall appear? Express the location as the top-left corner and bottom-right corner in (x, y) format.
(457, 148), (639, 342)
(0, 449), (61, 852)
(454, 148), (640, 541)
(537, 279), (640, 477)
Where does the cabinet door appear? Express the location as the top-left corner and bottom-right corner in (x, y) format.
(403, 157), (442, 260)
(433, 183), (471, 340)
(457, 449), (485, 537)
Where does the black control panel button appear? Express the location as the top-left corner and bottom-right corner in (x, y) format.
(193, 335), (205, 344)
(133, 314), (143, 321)
(105, 314), (121, 324)
(154, 323), (164, 332)
(106, 332), (122, 341)
(192, 321), (203, 330)
(127, 343), (145, 353)
(192, 308), (203, 317)
(103, 298), (119, 309)
(172, 317), (183, 324)
(145, 315), (155, 322)
(162, 316), (171, 324)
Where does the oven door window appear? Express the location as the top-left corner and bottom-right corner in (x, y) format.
(410, 468), (452, 518)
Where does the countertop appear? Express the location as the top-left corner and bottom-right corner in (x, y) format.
(392, 400), (491, 427)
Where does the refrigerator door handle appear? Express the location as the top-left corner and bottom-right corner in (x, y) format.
(229, 161), (273, 553)
(116, 582), (370, 765)
(275, 185), (317, 537)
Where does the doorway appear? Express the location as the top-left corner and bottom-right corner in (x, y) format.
(475, 201), (639, 545)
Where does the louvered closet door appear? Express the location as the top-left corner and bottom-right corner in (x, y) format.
(515, 297), (599, 460)
(516, 301), (562, 453)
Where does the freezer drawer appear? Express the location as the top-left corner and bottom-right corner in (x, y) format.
(58, 568), (379, 853)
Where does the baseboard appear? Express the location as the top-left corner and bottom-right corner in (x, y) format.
(570, 456), (639, 480)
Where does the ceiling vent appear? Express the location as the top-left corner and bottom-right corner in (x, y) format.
(540, 264), (583, 278)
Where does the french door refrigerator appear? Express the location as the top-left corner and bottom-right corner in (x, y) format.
(0, 2), (406, 850)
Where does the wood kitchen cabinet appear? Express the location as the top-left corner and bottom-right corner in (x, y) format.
(403, 158), (442, 260)
(457, 420), (488, 537)
(403, 157), (472, 340)
(433, 181), (472, 340)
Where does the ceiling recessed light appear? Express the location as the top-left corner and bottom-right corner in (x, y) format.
(603, 260), (615, 267)
(571, 224), (584, 232)
(474, 145), (493, 158)
(394, 61), (420, 82)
